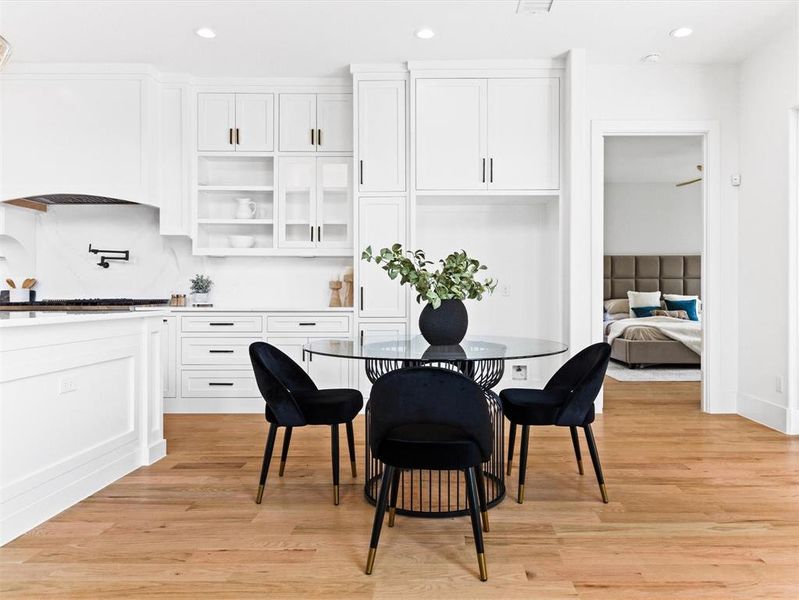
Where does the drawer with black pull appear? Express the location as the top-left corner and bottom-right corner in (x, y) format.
(180, 337), (257, 366)
(181, 314), (263, 333)
(266, 314), (350, 334)
(180, 370), (260, 398)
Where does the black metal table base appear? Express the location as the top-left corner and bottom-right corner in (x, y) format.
(363, 358), (506, 518)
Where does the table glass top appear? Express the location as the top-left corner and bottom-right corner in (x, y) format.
(304, 335), (568, 362)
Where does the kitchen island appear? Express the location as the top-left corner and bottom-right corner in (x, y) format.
(0, 310), (167, 545)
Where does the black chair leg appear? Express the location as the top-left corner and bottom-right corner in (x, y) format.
(507, 422), (517, 476)
(387, 468), (401, 527)
(256, 423), (278, 504)
(346, 420), (357, 478)
(465, 467), (488, 581)
(518, 425), (530, 504)
(366, 465), (394, 575)
(475, 467), (489, 532)
(278, 426), (292, 477)
(331, 424), (340, 505)
(583, 424), (609, 503)
(569, 426), (584, 475)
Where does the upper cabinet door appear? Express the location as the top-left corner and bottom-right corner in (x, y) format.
(316, 94), (353, 152)
(279, 94), (317, 152)
(358, 197), (407, 319)
(415, 79), (487, 191)
(487, 78), (560, 190)
(316, 157), (353, 249)
(358, 81), (406, 192)
(277, 157), (317, 248)
(234, 93), (274, 152)
(198, 93), (236, 152)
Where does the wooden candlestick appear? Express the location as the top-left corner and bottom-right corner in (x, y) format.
(342, 269), (354, 307)
(329, 280), (343, 307)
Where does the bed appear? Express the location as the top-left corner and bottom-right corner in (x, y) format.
(604, 255), (701, 368)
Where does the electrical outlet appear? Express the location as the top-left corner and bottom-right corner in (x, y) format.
(59, 377), (77, 394)
(501, 284), (511, 297)
(512, 365), (528, 380)
(776, 376), (784, 394)
(731, 174), (741, 186)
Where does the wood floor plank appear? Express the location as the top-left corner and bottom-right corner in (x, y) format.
(2, 378), (798, 599)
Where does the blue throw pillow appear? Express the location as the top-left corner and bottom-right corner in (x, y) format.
(664, 298), (699, 321)
(631, 305), (660, 318)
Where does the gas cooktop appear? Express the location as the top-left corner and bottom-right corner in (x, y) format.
(0, 298), (170, 311)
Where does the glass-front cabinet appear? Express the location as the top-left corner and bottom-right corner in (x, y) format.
(277, 156), (352, 249)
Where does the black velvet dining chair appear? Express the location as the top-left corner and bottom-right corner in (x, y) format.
(249, 342), (363, 506)
(365, 367), (492, 582)
(501, 342), (612, 504)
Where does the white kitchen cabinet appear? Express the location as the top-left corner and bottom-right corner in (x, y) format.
(277, 156), (352, 249)
(269, 336), (350, 390)
(198, 93), (274, 152)
(415, 79), (487, 190)
(356, 321), (408, 396)
(161, 316), (177, 398)
(357, 80), (406, 192)
(358, 197), (407, 318)
(279, 93), (352, 152)
(486, 78), (559, 190)
(414, 77), (559, 191)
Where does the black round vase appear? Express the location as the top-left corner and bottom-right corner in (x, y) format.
(419, 299), (468, 346)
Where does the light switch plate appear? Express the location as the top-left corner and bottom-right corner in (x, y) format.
(512, 365), (527, 380)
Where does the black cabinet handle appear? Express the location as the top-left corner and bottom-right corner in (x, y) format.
(317, 128), (322, 147)
(360, 286), (364, 310)
(317, 226), (321, 242)
(490, 158), (493, 183)
(236, 128), (240, 145)
(209, 382), (234, 386)
(359, 160), (364, 185)
(229, 128), (233, 145)
(209, 349), (234, 353)
(311, 226), (314, 242)
(482, 158), (486, 183)
(209, 322), (234, 326)
(298, 322), (317, 326)
(360, 330), (364, 345)
(311, 128), (315, 145)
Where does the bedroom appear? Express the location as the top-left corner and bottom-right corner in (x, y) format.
(602, 135), (705, 385)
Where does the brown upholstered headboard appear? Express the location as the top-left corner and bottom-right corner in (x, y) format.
(604, 255), (701, 300)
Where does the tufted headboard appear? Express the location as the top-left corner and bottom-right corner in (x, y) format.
(604, 255), (701, 301)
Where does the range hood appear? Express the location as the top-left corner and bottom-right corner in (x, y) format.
(3, 194), (138, 212)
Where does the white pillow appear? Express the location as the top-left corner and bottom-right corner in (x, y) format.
(663, 294), (702, 314)
(627, 290), (662, 318)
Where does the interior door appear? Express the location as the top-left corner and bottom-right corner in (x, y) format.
(198, 93), (236, 152)
(316, 94), (353, 152)
(358, 197), (406, 318)
(235, 93), (274, 152)
(487, 78), (560, 190)
(358, 80), (406, 192)
(316, 157), (353, 249)
(278, 157), (317, 248)
(415, 78), (487, 190)
(279, 94), (316, 152)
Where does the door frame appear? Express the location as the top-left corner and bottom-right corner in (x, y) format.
(788, 107), (799, 434)
(590, 120), (723, 413)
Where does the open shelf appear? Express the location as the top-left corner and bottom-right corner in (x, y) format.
(198, 155), (274, 187)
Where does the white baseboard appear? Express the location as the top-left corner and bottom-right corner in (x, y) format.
(165, 397), (263, 413)
(148, 439), (167, 464)
(737, 392), (793, 434)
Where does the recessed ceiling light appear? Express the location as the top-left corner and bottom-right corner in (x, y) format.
(669, 27), (693, 38)
(195, 27), (216, 39)
(640, 53), (661, 63)
(415, 28), (435, 40)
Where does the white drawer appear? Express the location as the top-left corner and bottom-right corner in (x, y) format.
(266, 314), (350, 334)
(181, 370), (261, 398)
(181, 337), (256, 366)
(181, 314), (263, 333)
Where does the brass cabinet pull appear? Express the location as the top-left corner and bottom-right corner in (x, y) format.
(317, 128), (322, 147)
(490, 158), (494, 183)
(235, 128), (240, 145)
(359, 160), (364, 185)
(229, 128), (233, 145)
(482, 158), (486, 183)
(311, 128), (315, 146)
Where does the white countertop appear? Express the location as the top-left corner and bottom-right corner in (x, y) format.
(0, 310), (169, 328)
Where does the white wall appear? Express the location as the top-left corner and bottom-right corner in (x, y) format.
(604, 182), (702, 255)
(737, 18), (799, 433)
(25, 205), (350, 307)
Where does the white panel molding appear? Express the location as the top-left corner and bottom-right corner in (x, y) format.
(788, 106), (799, 435)
(738, 392), (790, 433)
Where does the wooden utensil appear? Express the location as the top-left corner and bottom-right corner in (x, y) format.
(5, 278), (15, 289)
(22, 278), (37, 289)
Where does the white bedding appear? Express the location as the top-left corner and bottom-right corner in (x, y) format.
(605, 316), (702, 355)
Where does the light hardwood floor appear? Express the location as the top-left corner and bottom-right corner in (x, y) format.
(2, 379), (799, 599)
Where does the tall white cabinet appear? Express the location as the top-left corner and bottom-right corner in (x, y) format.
(357, 80), (406, 192)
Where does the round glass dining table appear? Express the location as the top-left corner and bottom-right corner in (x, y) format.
(304, 335), (568, 518)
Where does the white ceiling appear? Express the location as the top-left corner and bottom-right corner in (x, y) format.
(0, 0), (795, 77)
(604, 136), (703, 184)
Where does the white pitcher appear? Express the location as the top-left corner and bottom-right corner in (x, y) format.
(235, 198), (257, 219)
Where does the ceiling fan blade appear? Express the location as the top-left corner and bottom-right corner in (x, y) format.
(675, 177), (703, 188)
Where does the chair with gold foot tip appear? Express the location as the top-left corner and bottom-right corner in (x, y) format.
(502, 342), (612, 505)
(249, 342), (362, 507)
(364, 367), (492, 582)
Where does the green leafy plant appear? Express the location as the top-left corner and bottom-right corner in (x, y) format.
(189, 274), (213, 294)
(362, 244), (497, 309)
